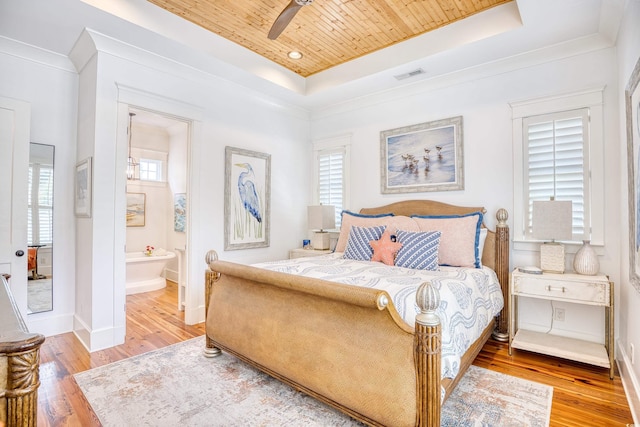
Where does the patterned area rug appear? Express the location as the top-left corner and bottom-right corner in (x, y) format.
(74, 337), (552, 426)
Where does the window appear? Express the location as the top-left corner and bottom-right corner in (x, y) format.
(524, 109), (589, 238)
(28, 164), (54, 246)
(139, 158), (163, 182)
(511, 88), (604, 246)
(313, 135), (351, 227)
(128, 147), (168, 182)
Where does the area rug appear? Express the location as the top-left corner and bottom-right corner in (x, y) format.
(74, 337), (552, 426)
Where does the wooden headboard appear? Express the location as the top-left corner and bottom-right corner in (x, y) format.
(359, 199), (510, 340)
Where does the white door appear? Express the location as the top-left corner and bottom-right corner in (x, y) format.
(0, 97), (30, 314)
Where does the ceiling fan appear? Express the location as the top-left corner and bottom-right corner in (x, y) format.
(268, 0), (314, 40)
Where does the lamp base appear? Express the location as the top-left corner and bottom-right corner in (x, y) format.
(540, 242), (565, 273)
(312, 232), (330, 250)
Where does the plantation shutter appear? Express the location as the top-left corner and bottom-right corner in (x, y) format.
(524, 108), (589, 239)
(28, 164), (54, 246)
(318, 148), (344, 227)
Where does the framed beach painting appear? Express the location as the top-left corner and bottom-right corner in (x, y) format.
(627, 55), (640, 293)
(380, 116), (464, 194)
(174, 193), (186, 232)
(74, 157), (92, 217)
(224, 146), (271, 250)
(126, 192), (146, 227)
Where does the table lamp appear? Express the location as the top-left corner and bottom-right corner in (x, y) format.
(532, 199), (572, 273)
(308, 205), (335, 250)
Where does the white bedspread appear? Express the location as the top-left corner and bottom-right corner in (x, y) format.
(252, 253), (504, 380)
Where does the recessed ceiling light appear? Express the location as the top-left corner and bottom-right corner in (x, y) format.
(288, 51), (303, 60)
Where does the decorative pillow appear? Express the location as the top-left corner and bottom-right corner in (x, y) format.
(385, 215), (421, 234)
(411, 212), (483, 268)
(335, 210), (394, 253)
(343, 225), (386, 261)
(478, 228), (488, 261)
(370, 230), (403, 266)
(394, 230), (441, 271)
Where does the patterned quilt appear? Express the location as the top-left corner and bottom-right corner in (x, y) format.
(252, 253), (504, 380)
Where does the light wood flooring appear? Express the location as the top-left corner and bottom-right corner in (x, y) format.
(36, 281), (633, 426)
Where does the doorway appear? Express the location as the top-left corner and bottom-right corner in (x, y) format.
(125, 107), (191, 313)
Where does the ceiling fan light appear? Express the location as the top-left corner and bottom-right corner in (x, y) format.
(288, 51), (303, 60)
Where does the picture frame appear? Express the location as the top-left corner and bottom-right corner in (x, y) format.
(74, 157), (92, 217)
(380, 116), (464, 194)
(126, 192), (146, 227)
(224, 146), (271, 250)
(626, 55), (640, 293)
(174, 193), (186, 232)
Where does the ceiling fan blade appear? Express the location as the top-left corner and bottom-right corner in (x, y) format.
(268, 0), (303, 40)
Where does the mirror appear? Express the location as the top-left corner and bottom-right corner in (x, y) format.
(27, 143), (54, 314)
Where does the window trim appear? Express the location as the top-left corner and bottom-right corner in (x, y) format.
(511, 87), (605, 249)
(312, 134), (351, 229)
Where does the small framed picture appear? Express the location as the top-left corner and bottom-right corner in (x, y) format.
(126, 192), (146, 227)
(174, 193), (186, 232)
(75, 157), (92, 217)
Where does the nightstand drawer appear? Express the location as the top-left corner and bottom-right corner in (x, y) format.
(513, 275), (609, 305)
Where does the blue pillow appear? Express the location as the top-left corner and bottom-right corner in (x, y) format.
(343, 225), (386, 261)
(394, 230), (442, 270)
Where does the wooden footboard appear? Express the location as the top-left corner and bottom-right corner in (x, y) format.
(203, 203), (510, 426)
(205, 254), (442, 426)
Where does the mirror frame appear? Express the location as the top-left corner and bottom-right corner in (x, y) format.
(27, 142), (54, 314)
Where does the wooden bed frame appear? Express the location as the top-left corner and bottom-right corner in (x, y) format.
(204, 200), (510, 427)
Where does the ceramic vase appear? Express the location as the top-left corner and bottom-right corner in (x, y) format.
(573, 240), (599, 275)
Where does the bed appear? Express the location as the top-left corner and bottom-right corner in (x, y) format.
(204, 200), (510, 427)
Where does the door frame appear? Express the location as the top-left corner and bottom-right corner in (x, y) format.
(0, 97), (31, 314)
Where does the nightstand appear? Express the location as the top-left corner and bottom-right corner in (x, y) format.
(289, 248), (332, 259)
(508, 269), (614, 379)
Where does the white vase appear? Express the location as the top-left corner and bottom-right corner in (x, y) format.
(573, 240), (599, 275)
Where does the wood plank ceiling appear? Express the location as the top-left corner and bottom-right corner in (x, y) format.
(147, 0), (512, 77)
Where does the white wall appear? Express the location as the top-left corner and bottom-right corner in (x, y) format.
(616, 0), (640, 422)
(68, 29), (310, 350)
(0, 39), (77, 336)
(126, 122), (171, 254)
(311, 45), (621, 345)
(165, 121), (189, 278)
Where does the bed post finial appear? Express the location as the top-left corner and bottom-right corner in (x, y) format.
(496, 208), (508, 226)
(415, 282), (440, 326)
(414, 282), (441, 427)
(204, 250), (222, 358)
(493, 209), (510, 342)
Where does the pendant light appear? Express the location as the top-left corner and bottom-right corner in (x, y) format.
(127, 112), (138, 180)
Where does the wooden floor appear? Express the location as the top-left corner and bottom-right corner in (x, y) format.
(36, 281), (633, 426)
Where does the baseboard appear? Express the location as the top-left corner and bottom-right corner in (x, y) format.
(73, 314), (126, 352)
(618, 341), (640, 425)
(25, 312), (73, 337)
(184, 303), (205, 325)
(165, 268), (178, 283)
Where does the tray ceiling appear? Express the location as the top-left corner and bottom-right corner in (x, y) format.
(147, 0), (512, 78)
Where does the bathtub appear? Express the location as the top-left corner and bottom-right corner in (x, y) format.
(125, 251), (176, 295)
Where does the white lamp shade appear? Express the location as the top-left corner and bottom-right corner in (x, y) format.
(308, 205), (336, 231)
(532, 200), (572, 241)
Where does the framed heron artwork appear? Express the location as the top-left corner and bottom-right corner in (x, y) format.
(380, 116), (464, 194)
(224, 146), (271, 250)
(626, 54), (640, 293)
